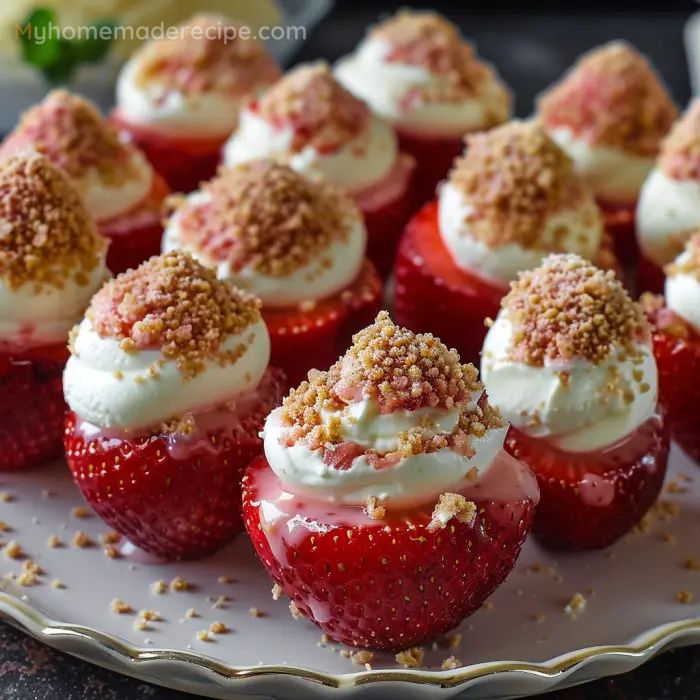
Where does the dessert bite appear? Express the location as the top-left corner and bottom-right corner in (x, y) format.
(163, 160), (382, 385)
(0, 90), (169, 274)
(0, 153), (107, 470)
(644, 231), (700, 463)
(482, 254), (669, 550)
(394, 120), (617, 364)
(112, 13), (280, 193)
(243, 312), (538, 650)
(336, 9), (511, 204)
(538, 41), (677, 262)
(222, 63), (416, 276)
(637, 99), (700, 293)
(63, 251), (286, 559)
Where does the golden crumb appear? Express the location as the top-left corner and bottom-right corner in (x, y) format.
(666, 232), (700, 281)
(196, 630), (212, 642)
(99, 532), (120, 545)
(271, 583), (283, 601)
(532, 613), (547, 623)
(372, 10), (510, 120)
(218, 575), (234, 584)
(87, 251), (261, 380)
(441, 655), (461, 670)
(449, 121), (599, 249)
(185, 608), (198, 618)
(503, 254), (647, 366)
(0, 492), (13, 503)
(289, 600), (304, 620)
(172, 160), (357, 278)
(3, 541), (23, 559)
(104, 545), (121, 559)
(46, 535), (62, 548)
(448, 632), (462, 650)
(70, 506), (90, 519)
(151, 580), (168, 594)
(428, 493), (477, 530)
(133, 13), (279, 97)
(110, 599), (132, 614)
(133, 619), (150, 632)
(211, 595), (229, 609)
(248, 607), (263, 618)
(677, 590), (695, 604)
(683, 558), (700, 571)
(51, 579), (66, 589)
(17, 570), (39, 587)
(350, 650), (373, 666)
(538, 41), (677, 155)
(257, 63), (369, 153)
(72, 531), (93, 548)
(661, 532), (677, 545)
(0, 153), (105, 292)
(0, 521), (10, 532)
(2, 89), (142, 186)
(395, 647), (425, 668)
(364, 496), (386, 520)
(209, 621), (228, 635)
(139, 610), (161, 622)
(170, 576), (189, 592)
(22, 560), (41, 575)
(564, 592), (587, 617)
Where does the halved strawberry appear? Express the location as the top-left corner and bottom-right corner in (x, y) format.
(505, 415), (669, 550)
(393, 201), (506, 365)
(355, 154), (416, 277)
(599, 200), (638, 267)
(242, 454), (536, 651)
(263, 260), (382, 386)
(0, 344), (68, 471)
(64, 368), (286, 560)
(637, 254), (666, 295)
(397, 128), (464, 206)
(646, 302), (700, 463)
(111, 109), (224, 194)
(98, 172), (170, 274)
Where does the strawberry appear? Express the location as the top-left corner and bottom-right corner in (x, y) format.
(598, 200), (638, 267)
(242, 456), (535, 651)
(98, 172), (170, 274)
(646, 302), (700, 463)
(0, 344), (68, 471)
(505, 416), (669, 550)
(64, 368), (286, 560)
(263, 260), (382, 386)
(356, 154), (416, 277)
(393, 201), (506, 365)
(397, 128), (464, 207)
(637, 254), (666, 295)
(112, 110), (223, 194)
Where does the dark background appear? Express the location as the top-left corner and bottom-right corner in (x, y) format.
(1, 1), (699, 698)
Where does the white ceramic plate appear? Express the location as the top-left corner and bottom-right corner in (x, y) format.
(0, 447), (698, 700)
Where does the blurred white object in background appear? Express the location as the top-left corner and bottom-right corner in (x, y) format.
(0, 0), (332, 132)
(685, 10), (700, 95)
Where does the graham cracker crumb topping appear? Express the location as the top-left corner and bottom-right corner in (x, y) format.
(279, 312), (503, 460)
(428, 493), (477, 531)
(373, 10), (510, 119)
(171, 161), (356, 276)
(395, 646), (425, 668)
(86, 251), (261, 379)
(538, 41), (677, 155)
(0, 153), (105, 291)
(3, 90), (141, 185)
(256, 63), (370, 153)
(133, 13), (279, 97)
(666, 230), (700, 280)
(502, 254), (647, 366)
(449, 121), (594, 248)
(661, 99), (700, 180)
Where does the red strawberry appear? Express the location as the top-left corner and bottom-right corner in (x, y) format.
(112, 110), (223, 194)
(598, 200), (638, 267)
(64, 368), (286, 560)
(646, 302), (700, 463)
(397, 128), (463, 207)
(393, 201), (506, 365)
(637, 254), (666, 295)
(98, 172), (170, 274)
(242, 455), (536, 651)
(263, 260), (382, 386)
(356, 154), (416, 277)
(505, 415), (669, 550)
(0, 344), (68, 471)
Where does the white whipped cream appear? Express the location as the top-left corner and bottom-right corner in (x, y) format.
(0, 261), (108, 349)
(335, 36), (509, 136)
(162, 192), (366, 308)
(63, 316), (270, 431)
(438, 180), (603, 285)
(548, 127), (654, 205)
(665, 250), (700, 334)
(116, 57), (246, 137)
(222, 107), (397, 194)
(636, 168), (700, 266)
(78, 149), (154, 222)
(263, 391), (506, 508)
(481, 315), (658, 453)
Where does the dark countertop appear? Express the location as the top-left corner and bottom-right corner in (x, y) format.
(1, 1), (699, 698)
